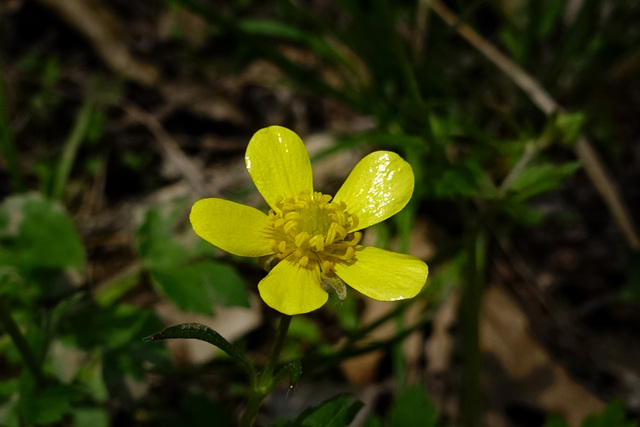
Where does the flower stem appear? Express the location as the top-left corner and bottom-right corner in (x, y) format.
(0, 298), (45, 387)
(240, 314), (292, 427)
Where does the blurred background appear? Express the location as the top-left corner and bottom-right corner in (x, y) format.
(1, 0), (640, 426)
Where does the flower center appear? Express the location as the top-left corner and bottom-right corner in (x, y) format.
(265, 190), (362, 273)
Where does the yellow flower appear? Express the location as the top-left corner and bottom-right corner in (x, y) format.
(190, 126), (428, 315)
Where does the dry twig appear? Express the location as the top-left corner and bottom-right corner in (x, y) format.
(38, 0), (159, 85)
(121, 101), (208, 197)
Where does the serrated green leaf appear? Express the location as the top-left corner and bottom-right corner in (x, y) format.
(145, 323), (254, 378)
(290, 393), (363, 427)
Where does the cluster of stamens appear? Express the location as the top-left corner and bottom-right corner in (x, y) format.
(264, 190), (362, 273)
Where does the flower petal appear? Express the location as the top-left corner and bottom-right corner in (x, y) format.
(258, 258), (328, 315)
(334, 246), (428, 301)
(190, 198), (273, 257)
(245, 126), (314, 211)
(334, 151), (414, 230)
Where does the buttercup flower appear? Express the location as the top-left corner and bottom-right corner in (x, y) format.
(190, 126), (428, 315)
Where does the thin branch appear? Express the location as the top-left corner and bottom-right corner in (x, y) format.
(499, 140), (537, 194)
(121, 101), (208, 197)
(39, 0), (159, 85)
(431, 1), (640, 250)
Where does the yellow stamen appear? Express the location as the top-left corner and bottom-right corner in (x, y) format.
(264, 190), (360, 273)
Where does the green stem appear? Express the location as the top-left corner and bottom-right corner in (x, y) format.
(0, 65), (26, 193)
(459, 231), (486, 427)
(0, 299), (45, 387)
(262, 315), (291, 382)
(240, 391), (267, 427)
(51, 95), (93, 200)
(240, 314), (291, 427)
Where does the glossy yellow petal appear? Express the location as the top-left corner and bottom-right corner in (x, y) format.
(334, 151), (414, 230)
(334, 246), (428, 301)
(190, 198), (273, 257)
(258, 258), (328, 315)
(245, 126), (314, 211)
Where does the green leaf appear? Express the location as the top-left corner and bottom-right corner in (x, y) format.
(363, 415), (383, 427)
(144, 323), (254, 378)
(20, 382), (84, 425)
(431, 160), (498, 199)
(537, 0), (565, 37)
(273, 360), (302, 391)
(41, 56), (61, 87)
(136, 205), (190, 268)
(502, 200), (546, 226)
(500, 26), (527, 63)
(390, 384), (438, 427)
(150, 260), (250, 315)
(75, 351), (109, 402)
(509, 162), (581, 202)
(288, 317), (321, 343)
(555, 112), (586, 145)
(137, 205), (250, 313)
(86, 108), (106, 144)
(151, 267), (215, 315)
(286, 360), (302, 384)
(73, 408), (110, 427)
(290, 393), (363, 427)
(59, 302), (166, 353)
(238, 19), (352, 70)
(0, 378), (18, 401)
(583, 400), (638, 427)
(0, 194), (85, 272)
(544, 414), (569, 427)
(541, 112), (586, 147)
